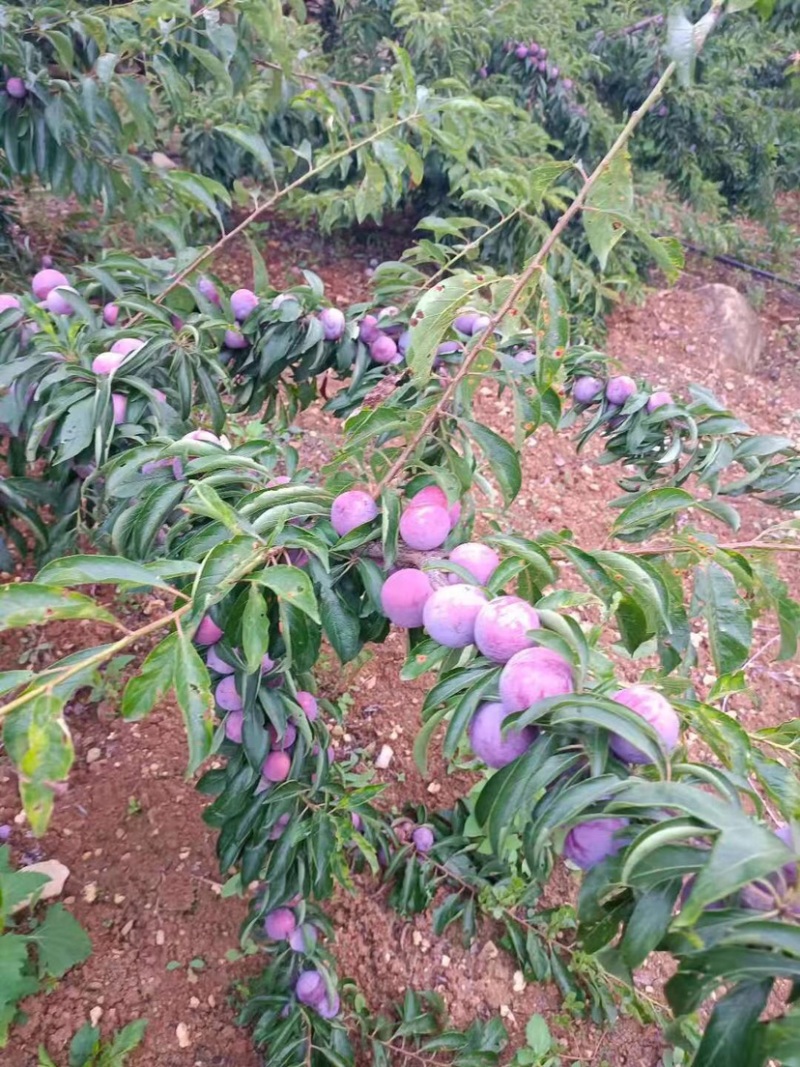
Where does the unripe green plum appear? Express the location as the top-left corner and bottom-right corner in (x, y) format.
(610, 685), (680, 764)
(422, 583), (488, 647)
(499, 646), (574, 712)
(468, 701), (537, 768)
(399, 504), (450, 550)
(380, 568), (433, 627)
(563, 818), (629, 869)
(331, 489), (379, 536)
(448, 542), (500, 585)
(473, 596), (540, 663)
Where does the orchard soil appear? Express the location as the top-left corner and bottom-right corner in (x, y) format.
(1, 200), (800, 1066)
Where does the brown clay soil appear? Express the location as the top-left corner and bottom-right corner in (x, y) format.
(1, 196), (800, 1066)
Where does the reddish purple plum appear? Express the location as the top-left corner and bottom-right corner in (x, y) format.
(197, 276), (221, 305)
(454, 312), (478, 335)
(269, 721), (297, 749)
(262, 750), (292, 782)
(0, 294), (21, 314)
(32, 268), (68, 301)
(296, 691), (318, 721)
(6, 77), (26, 99)
(316, 992), (341, 1019)
(359, 315), (381, 343)
(195, 615), (223, 646)
(224, 709), (243, 743)
(514, 349), (535, 366)
(45, 286), (77, 316)
(412, 826), (435, 852)
(605, 375), (637, 406)
(264, 908), (296, 940)
(448, 542), (500, 586)
(468, 701), (537, 768)
(182, 428), (231, 449)
(102, 302), (119, 326)
(215, 675), (243, 712)
(563, 818), (629, 869)
(380, 569), (433, 628)
(646, 390), (673, 413)
(473, 596), (540, 663)
(206, 645), (234, 675)
(330, 489), (379, 536)
(110, 337), (144, 356)
(231, 288), (258, 322)
(573, 376), (604, 404)
(423, 584), (488, 648)
(111, 393), (127, 425)
(296, 970), (327, 1007)
(92, 351), (125, 375)
(319, 307), (346, 341)
(499, 646), (574, 713)
(370, 334), (399, 364)
(289, 923), (319, 952)
(515, 44), (529, 58)
(224, 327), (248, 349)
(399, 504), (451, 550)
(610, 685), (680, 764)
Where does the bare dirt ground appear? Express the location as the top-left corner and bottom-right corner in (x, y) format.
(1, 197), (799, 1066)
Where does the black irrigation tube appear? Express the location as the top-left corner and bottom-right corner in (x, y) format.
(676, 238), (800, 293)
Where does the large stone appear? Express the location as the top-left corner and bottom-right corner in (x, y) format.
(696, 283), (764, 373)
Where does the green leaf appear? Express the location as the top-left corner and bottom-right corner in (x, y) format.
(3, 693), (73, 835)
(121, 635), (177, 721)
(242, 586), (270, 675)
(528, 161), (574, 209)
(0, 584), (118, 631)
(186, 483), (259, 538)
(691, 981), (771, 1067)
(584, 150), (633, 270)
(612, 488), (695, 539)
(106, 1018), (148, 1061)
(535, 272), (569, 358)
(406, 275), (484, 383)
(524, 1014), (552, 1055)
(68, 1022), (100, 1067)
(256, 566), (320, 624)
(693, 562), (752, 674)
(28, 904), (91, 979)
(0, 671), (33, 697)
(215, 124), (275, 175)
(36, 555), (180, 593)
(761, 1007), (800, 1067)
(0, 932), (35, 1009)
(173, 632), (214, 775)
(619, 882), (680, 968)
(462, 420), (521, 504)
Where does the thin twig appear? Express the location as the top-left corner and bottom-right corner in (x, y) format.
(370, 60), (678, 498)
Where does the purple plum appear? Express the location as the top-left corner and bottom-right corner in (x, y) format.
(330, 489), (379, 537)
(473, 596), (540, 663)
(380, 569), (433, 628)
(468, 701), (537, 768)
(422, 583), (488, 648)
(563, 818), (629, 869)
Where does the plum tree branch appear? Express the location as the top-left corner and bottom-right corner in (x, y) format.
(137, 113), (423, 319)
(0, 603), (192, 722)
(371, 61), (678, 498)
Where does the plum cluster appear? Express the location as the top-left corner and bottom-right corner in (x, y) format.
(194, 613), (320, 790)
(327, 485), (685, 776)
(571, 371), (674, 419)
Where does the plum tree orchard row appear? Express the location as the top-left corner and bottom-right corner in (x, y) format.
(1, 2), (800, 1066)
